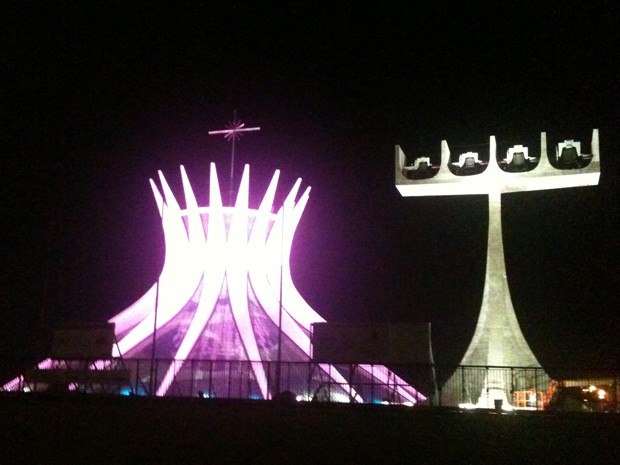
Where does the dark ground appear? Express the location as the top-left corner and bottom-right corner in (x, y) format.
(1, 394), (618, 464)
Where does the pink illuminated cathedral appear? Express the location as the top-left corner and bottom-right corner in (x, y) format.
(4, 163), (424, 404)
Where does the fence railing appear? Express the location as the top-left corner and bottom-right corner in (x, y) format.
(2, 358), (618, 412)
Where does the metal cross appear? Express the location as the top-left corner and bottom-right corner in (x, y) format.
(209, 111), (260, 204)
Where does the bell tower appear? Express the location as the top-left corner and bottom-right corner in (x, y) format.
(395, 130), (600, 407)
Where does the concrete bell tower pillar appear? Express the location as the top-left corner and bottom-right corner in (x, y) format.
(395, 130), (600, 408)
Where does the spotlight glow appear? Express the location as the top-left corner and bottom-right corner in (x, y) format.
(3, 163), (424, 404)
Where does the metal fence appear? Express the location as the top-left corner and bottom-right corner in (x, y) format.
(436, 365), (619, 412)
(2, 359), (618, 412)
(435, 365), (551, 409)
(3, 358), (428, 404)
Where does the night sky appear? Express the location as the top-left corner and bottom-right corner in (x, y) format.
(2, 2), (619, 381)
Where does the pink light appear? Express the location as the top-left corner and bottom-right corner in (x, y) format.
(3, 163), (425, 403)
(2, 358), (52, 392)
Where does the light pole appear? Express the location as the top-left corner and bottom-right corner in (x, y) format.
(275, 204), (285, 396)
(149, 196), (165, 395)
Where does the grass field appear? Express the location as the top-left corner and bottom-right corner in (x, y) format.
(1, 394), (618, 464)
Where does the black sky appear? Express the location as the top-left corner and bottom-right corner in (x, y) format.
(2, 1), (619, 380)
